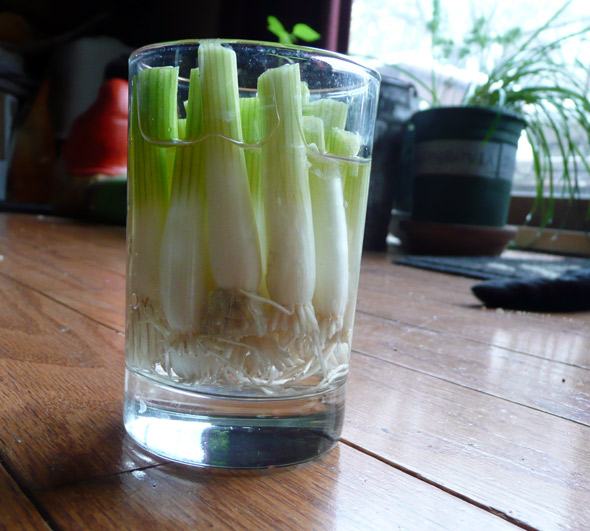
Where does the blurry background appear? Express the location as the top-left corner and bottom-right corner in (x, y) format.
(0, 0), (588, 243)
(0, 0), (352, 214)
(348, 0), (590, 200)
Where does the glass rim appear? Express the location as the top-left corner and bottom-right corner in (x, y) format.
(129, 38), (382, 82)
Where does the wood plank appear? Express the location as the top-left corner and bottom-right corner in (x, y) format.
(362, 251), (590, 335)
(0, 224), (126, 331)
(0, 214), (125, 283)
(0, 465), (49, 530)
(1, 212), (588, 529)
(36, 444), (519, 530)
(0, 213), (125, 258)
(0, 231), (518, 529)
(360, 253), (590, 336)
(0, 276), (160, 491)
(356, 258), (590, 369)
(343, 351), (590, 531)
(352, 312), (590, 426)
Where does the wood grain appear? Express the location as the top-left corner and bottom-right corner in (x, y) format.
(0, 214), (126, 269)
(0, 212), (589, 530)
(361, 252), (590, 334)
(0, 275), (160, 491)
(344, 351), (590, 531)
(37, 444), (519, 530)
(0, 219), (125, 331)
(357, 255), (590, 368)
(0, 465), (49, 530)
(352, 312), (590, 426)
(0, 219), (516, 529)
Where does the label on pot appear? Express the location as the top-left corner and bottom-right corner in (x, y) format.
(414, 139), (517, 181)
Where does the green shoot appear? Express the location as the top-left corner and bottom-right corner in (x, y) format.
(267, 15), (321, 45)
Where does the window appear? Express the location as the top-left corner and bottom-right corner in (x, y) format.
(348, 0), (590, 201)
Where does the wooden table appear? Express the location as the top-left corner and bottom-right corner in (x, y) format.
(0, 211), (588, 530)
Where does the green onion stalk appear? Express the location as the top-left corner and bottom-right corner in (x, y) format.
(127, 41), (371, 393)
(127, 66), (178, 369)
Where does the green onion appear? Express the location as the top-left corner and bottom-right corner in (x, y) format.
(127, 67), (178, 367)
(328, 127), (362, 159)
(198, 41), (262, 294)
(140, 66), (180, 181)
(258, 63), (316, 311)
(159, 68), (212, 332)
(303, 98), (348, 129)
(240, 96), (262, 189)
(128, 47), (372, 389)
(303, 115), (349, 342)
(128, 67), (178, 301)
(329, 128), (371, 332)
(304, 98), (349, 152)
(239, 95), (266, 277)
(301, 81), (311, 106)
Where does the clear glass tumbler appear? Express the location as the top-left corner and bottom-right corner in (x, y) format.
(124, 39), (380, 468)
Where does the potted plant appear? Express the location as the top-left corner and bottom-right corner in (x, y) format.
(391, 0), (590, 255)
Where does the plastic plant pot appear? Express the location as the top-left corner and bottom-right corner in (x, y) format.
(410, 105), (526, 227)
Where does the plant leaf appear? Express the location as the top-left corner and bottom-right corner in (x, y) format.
(267, 15), (289, 40)
(292, 23), (321, 42)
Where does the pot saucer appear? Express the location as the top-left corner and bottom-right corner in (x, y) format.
(398, 218), (518, 256)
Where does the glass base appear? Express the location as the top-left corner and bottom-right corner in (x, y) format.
(123, 368), (345, 469)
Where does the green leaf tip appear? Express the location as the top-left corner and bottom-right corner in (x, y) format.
(292, 23), (321, 42)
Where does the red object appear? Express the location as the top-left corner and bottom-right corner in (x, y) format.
(62, 78), (129, 176)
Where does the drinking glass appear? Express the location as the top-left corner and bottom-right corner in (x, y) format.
(124, 39), (380, 468)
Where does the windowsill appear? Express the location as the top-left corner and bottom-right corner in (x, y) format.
(508, 194), (590, 256)
(508, 194), (589, 231)
(511, 225), (590, 257)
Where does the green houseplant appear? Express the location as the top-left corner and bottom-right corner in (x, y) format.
(392, 0), (590, 254)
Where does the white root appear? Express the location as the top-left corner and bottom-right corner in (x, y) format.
(128, 296), (352, 393)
